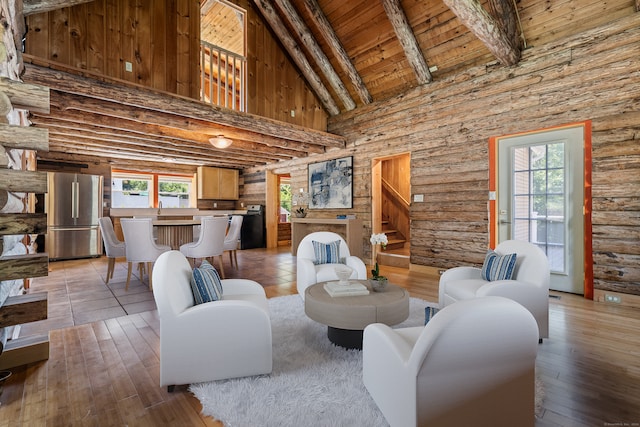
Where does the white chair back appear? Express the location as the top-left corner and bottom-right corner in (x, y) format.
(121, 218), (169, 263)
(180, 216), (227, 258)
(153, 250), (195, 319)
(98, 217), (125, 258)
(192, 215), (213, 241)
(297, 231), (351, 261)
(495, 240), (550, 289)
(223, 215), (244, 250)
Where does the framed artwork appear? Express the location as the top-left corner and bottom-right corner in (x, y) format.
(308, 156), (353, 209)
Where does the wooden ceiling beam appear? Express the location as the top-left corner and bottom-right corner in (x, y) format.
(381, 0), (433, 85)
(273, 0), (355, 111)
(252, 0), (340, 116)
(39, 94), (320, 156)
(39, 120), (287, 165)
(22, 62), (345, 148)
(23, 0), (95, 16)
(443, 0), (521, 66)
(300, 0), (372, 105)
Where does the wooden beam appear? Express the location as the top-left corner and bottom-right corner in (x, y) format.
(45, 92), (325, 154)
(443, 0), (521, 66)
(273, 0), (356, 111)
(0, 293), (48, 328)
(381, 0), (432, 85)
(0, 124), (49, 151)
(23, 0), (94, 16)
(0, 213), (47, 236)
(300, 0), (372, 105)
(22, 62), (344, 148)
(0, 169), (47, 193)
(252, 0), (340, 116)
(0, 254), (49, 282)
(0, 78), (50, 114)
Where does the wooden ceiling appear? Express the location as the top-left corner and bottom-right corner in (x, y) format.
(20, 0), (637, 170)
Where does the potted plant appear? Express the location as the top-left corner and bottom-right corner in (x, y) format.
(294, 206), (307, 218)
(369, 262), (388, 292)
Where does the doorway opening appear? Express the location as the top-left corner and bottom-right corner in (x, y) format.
(372, 153), (411, 268)
(278, 174), (292, 246)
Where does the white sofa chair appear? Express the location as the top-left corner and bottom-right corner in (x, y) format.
(296, 231), (367, 300)
(152, 250), (272, 391)
(438, 239), (550, 340)
(363, 296), (539, 427)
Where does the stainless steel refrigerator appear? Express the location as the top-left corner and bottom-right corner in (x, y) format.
(46, 172), (103, 260)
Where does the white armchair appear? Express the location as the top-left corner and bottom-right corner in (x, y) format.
(152, 250), (272, 391)
(439, 239), (550, 339)
(363, 296), (539, 427)
(296, 231), (367, 300)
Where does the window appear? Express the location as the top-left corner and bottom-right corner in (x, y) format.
(111, 170), (195, 208)
(112, 173), (152, 208)
(279, 177), (292, 223)
(158, 175), (192, 208)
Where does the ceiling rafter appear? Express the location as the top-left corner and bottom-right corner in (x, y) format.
(381, 0), (433, 85)
(273, 0), (356, 111)
(443, 0), (521, 66)
(299, 0), (372, 105)
(252, 0), (341, 116)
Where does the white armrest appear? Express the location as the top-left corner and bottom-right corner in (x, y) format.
(345, 256), (367, 279)
(221, 278), (266, 296)
(296, 258), (318, 299)
(440, 266), (482, 282)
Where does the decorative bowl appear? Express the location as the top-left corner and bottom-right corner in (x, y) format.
(369, 278), (388, 292)
(334, 264), (353, 285)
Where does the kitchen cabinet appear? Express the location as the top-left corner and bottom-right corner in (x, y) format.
(197, 166), (239, 200)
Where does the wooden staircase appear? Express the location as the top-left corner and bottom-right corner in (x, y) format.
(378, 220), (410, 268)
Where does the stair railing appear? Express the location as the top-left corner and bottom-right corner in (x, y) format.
(200, 40), (246, 112)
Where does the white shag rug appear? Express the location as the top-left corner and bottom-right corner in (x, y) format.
(190, 295), (543, 427)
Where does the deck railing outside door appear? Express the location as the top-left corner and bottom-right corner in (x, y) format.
(200, 40), (246, 112)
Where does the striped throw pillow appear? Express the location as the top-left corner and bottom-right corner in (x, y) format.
(481, 250), (517, 281)
(312, 240), (342, 265)
(190, 260), (223, 304)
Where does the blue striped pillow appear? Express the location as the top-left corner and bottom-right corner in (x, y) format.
(312, 240), (342, 265)
(190, 260), (223, 304)
(481, 250), (517, 281)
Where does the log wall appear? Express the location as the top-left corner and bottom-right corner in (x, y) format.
(24, 0), (328, 130)
(263, 14), (640, 298)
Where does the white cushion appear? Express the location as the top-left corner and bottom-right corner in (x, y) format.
(444, 279), (486, 301)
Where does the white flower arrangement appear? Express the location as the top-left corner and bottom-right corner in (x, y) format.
(370, 233), (388, 248)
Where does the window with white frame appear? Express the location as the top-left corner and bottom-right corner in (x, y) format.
(111, 171), (195, 208)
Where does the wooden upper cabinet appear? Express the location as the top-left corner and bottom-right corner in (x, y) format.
(197, 166), (239, 200)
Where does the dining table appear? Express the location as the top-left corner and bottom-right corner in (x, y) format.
(152, 219), (202, 250)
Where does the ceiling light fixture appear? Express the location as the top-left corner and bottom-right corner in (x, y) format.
(209, 135), (233, 149)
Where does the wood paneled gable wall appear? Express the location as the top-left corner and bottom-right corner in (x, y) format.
(24, 0), (328, 130)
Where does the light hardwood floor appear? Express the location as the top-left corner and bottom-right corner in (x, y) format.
(1, 247), (640, 426)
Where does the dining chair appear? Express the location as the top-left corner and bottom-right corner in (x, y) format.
(98, 217), (125, 284)
(223, 215), (243, 269)
(192, 215), (212, 241)
(179, 216), (228, 278)
(121, 217), (171, 290)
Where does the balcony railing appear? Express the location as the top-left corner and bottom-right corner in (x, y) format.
(200, 40), (246, 112)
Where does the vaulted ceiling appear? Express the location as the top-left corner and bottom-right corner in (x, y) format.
(20, 0), (637, 169)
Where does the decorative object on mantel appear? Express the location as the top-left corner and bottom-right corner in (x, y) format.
(294, 206), (307, 218)
(293, 188), (309, 217)
(190, 295), (545, 425)
(209, 135), (233, 149)
(369, 232), (388, 266)
(369, 262), (388, 292)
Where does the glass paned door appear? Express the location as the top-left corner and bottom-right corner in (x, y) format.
(512, 143), (566, 273)
(498, 126), (585, 294)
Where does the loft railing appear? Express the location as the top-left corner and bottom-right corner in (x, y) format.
(200, 40), (246, 112)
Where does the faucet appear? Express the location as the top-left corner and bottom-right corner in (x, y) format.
(158, 200), (162, 215)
